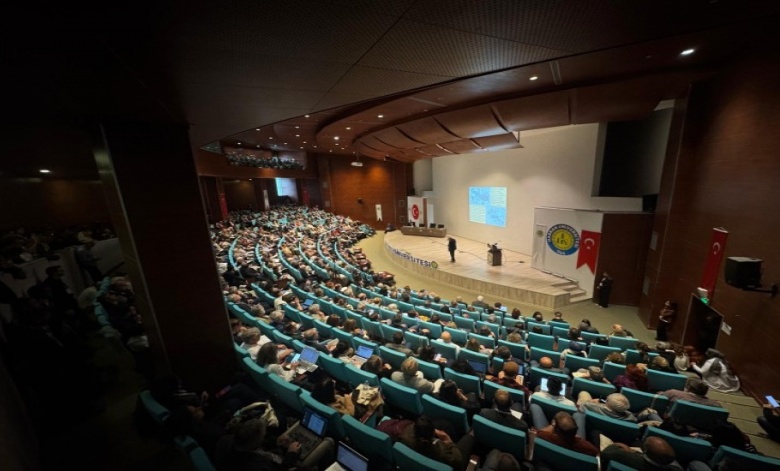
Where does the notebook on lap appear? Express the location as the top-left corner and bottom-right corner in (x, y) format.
(325, 441), (369, 471)
(285, 407), (329, 459)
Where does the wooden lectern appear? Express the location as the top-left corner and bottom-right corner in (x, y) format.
(487, 246), (502, 266)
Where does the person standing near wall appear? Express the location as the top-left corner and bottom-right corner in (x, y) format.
(448, 237), (457, 262)
(656, 300), (676, 341)
(596, 271), (613, 308)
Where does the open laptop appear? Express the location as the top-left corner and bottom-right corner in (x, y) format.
(296, 346), (320, 374)
(326, 441), (369, 471)
(349, 345), (374, 367)
(467, 359), (489, 378)
(302, 298), (315, 310)
(285, 407), (329, 459)
(539, 377), (567, 396)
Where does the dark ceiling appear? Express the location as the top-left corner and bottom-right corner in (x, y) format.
(3, 0), (780, 175)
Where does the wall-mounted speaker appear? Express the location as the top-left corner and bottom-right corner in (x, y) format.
(724, 257), (762, 288)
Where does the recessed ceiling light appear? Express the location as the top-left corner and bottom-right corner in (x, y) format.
(346, 127), (351, 130)
(377, 114), (384, 118)
(681, 48), (695, 56)
(295, 126), (299, 129)
(300, 147), (304, 149)
(303, 141), (307, 144)
(237, 142), (241, 145)
(256, 145), (261, 148)
(529, 76), (538, 81)
(313, 146), (317, 148)
(305, 115), (310, 118)
(284, 142), (288, 145)
(39, 169), (51, 174)
(295, 134), (300, 137)
(329, 150), (332, 153)
(269, 137), (273, 139)
(334, 136), (340, 140)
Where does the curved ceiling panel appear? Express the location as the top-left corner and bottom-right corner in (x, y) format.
(434, 104), (507, 139)
(493, 91), (571, 131)
(473, 132), (522, 151)
(439, 138), (481, 154)
(371, 126), (424, 148)
(416, 144), (454, 157)
(395, 117), (459, 145)
(571, 75), (672, 124)
(359, 135), (400, 152)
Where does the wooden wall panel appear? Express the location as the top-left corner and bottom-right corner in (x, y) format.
(223, 179), (258, 211)
(642, 48), (780, 400)
(595, 213), (654, 307)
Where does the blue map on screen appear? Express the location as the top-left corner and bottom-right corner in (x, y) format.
(469, 187), (507, 227)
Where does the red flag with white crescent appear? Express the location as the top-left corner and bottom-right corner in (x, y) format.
(701, 228), (729, 296)
(576, 230), (601, 273)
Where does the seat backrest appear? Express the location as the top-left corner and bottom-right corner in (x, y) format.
(588, 344), (622, 363)
(527, 332), (555, 350)
(359, 318), (382, 339)
(621, 387), (670, 415)
(529, 395), (577, 422)
(266, 373), (304, 414)
(472, 414), (526, 462)
(584, 409), (640, 445)
(468, 332), (496, 349)
(404, 331), (429, 351)
(378, 345), (409, 369)
(483, 380), (526, 406)
(669, 400), (729, 432)
(443, 367), (482, 396)
(452, 315), (476, 331)
(608, 336), (638, 351)
(552, 326), (571, 338)
(498, 339), (528, 361)
(419, 320), (443, 338)
(602, 361), (627, 382)
(526, 321), (551, 335)
(139, 390), (170, 426)
(564, 354), (600, 372)
(344, 363), (379, 387)
(331, 327), (354, 346)
(318, 352), (349, 383)
(532, 437), (598, 471)
(646, 369), (689, 393)
(351, 335), (379, 353)
(314, 319), (334, 338)
(299, 393), (346, 440)
(572, 377), (616, 399)
(457, 348), (490, 365)
(644, 426), (715, 466)
(392, 442), (454, 471)
(234, 343), (250, 362)
(417, 358), (444, 380)
(380, 324), (403, 343)
(580, 331), (607, 343)
(421, 395), (470, 437)
(529, 346), (561, 364)
(476, 321), (500, 337)
(342, 414), (394, 463)
(380, 377), (423, 416)
(188, 446), (218, 471)
(431, 341), (459, 361)
(444, 326), (468, 345)
(529, 366), (569, 389)
(709, 445), (780, 471)
(242, 357), (270, 393)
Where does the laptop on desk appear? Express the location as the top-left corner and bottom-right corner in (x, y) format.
(325, 441), (369, 471)
(349, 345), (374, 367)
(539, 376), (567, 395)
(467, 359), (488, 378)
(285, 407), (329, 460)
(296, 346), (320, 374)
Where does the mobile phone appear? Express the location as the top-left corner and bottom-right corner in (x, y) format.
(215, 385), (232, 399)
(434, 353), (442, 361)
(767, 395), (779, 408)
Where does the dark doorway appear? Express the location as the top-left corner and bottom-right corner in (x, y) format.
(683, 294), (723, 353)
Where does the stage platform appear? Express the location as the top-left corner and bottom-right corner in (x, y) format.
(383, 231), (589, 309)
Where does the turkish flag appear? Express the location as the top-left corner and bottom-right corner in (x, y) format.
(701, 228), (729, 296)
(576, 230), (601, 273)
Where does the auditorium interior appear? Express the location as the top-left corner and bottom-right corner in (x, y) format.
(3, 1), (780, 470)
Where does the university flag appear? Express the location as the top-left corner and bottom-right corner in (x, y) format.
(701, 228), (729, 296)
(576, 230), (601, 273)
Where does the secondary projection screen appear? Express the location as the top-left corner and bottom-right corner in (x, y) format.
(469, 186), (507, 227)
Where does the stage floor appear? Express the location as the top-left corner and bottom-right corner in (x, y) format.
(382, 231), (589, 308)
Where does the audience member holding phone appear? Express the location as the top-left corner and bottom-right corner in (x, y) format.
(758, 395), (780, 441)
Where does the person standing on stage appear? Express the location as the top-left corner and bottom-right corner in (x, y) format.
(448, 237), (457, 262)
(656, 300), (676, 341)
(596, 271), (613, 308)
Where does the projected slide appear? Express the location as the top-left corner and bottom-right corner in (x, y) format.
(469, 187), (507, 227)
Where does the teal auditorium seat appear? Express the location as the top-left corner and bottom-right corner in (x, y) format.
(468, 332), (496, 349)
(602, 361), (627, 382)
(444, 327), (468, 345)
(564, 354), (600, 372)
(646, 369), (689, 393)
(266, 373), (306, 414)
(404, 330), (429, 351)
(342, 415), (394, 464)
(497, 339), (528, 361)
(380, 377), (423, 416)
(392, 442), (453, 471)
(608, 336), (638, 351)
(709, 445), (780, 471)
(584, 409), (641, 444)
(532, 437), (599, 471)
(351, 335), (379, 353)
(527, 332), (555, 350)
(529, 347), (561, 364)
(443, 368), (482, 395)
(472, 414), (526, 462)
(139, 390), (170, 426)
(606, 462), (638, 471)
(668, 400), (729, 432)
(234, 343), (250, 362)
(529, 395), (577, 422)
(529, 366), (569, 388)
(572, 377), (617, 399)
(378, 345), (408, 369)
(588, 344), (622, 363)
(431, 341), (459, 362)
(318, 353), (350, 384)
(299, 393), (346, 440)
(483, 380), (525, 406)
(620, 387), (670, 415)
(417, 359), (444, 380)
(643, 426), (714, 466)
(421, 395), (470, 437)
(457, 348), (490, 365)
(344, 363), (379, 387)
(242, 357), (270, 393)
(188, 445), (218, 471)
(580, 331), (607, 343)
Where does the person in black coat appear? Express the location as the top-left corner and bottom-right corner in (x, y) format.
(448, 237), (457, 262)
(596, 271), (613, 308)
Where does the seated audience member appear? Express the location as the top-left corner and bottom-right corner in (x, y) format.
(465, 337), (484, 353)
(473, 295), (489, 309)
(558, 341), (586, 368)
(576, 392), (636, 422)
(437, 379), (480, 419)
(612, 364), (649, 392)
(694, 348), (740, 393)
(758, 401), (780, 442)
(479, 389), (529, 434)
(311, 376), (354, 416)
(648, 355), (676, 374)
(489, 361), (531, 407)
(255, 343), (296, 382)
(535, 411), (598, 457)
(662, 378), (721, 407)
(385, 331), (414, 356)
(330, 340), (353, 360)
(214, 416), (334, 471)
(433, 331), (461, 356)
(416, 345), (438, 363)
(238, 327), (271, 361)
(477, 450), (521, 471)
(532, 311), (544, 323)
(531, 376), (574, 406)
(230, 318), (247, 344)
(579, 319), (599, 334)
(536, 356), (565, 375)
(302, 328), (334, 353)
(601, 436), (683, 471)
(361, 354), (393, 379)
(552, 311), (566, 323)
(391, 357), (435, 394)
(379, 415), (469, 471)
(605, 351), (626, 365)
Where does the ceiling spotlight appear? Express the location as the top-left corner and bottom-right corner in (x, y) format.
(39, 169), (51, 174)
(269, 137), (273, 139)
(300, 147), (304, 149)
(237, 142), (242, 145)
(529, 76), (538, 81)
(346, 127), (351, 130)
(284, 142), (288, 145)
(681, 48), (695, 56)
(377, 114), (384, 118)
(255, 128), (261, 131)
(304, 115), (310, 118)
(303, 141), (307, 144)
(295, 134), (300, 137)
(334, 136), (339, 140)
(295, 126), (299, 129)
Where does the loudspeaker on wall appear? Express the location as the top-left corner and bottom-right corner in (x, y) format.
(724, 257), (762, 288)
